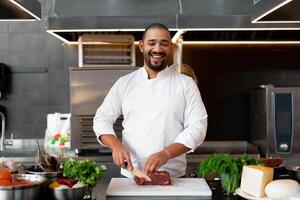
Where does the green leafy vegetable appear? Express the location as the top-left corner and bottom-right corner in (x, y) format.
(63, 158), (107, 187)
(198, 153), (264, 193)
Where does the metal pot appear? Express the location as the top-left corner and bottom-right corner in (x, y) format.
(25, 170), (62, 184)
(49, 184), (89, 200)
(0, 174), (47, 200)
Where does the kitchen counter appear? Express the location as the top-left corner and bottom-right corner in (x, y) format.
(92, 179), (243, 200)
(0, 140), (257, 199)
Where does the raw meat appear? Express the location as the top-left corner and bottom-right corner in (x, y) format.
(134, 171), (172, 185)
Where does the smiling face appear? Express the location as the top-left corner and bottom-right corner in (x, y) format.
(139, 27), (172, 72)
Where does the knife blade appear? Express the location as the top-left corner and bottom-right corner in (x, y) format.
(123, 162), (152, 181)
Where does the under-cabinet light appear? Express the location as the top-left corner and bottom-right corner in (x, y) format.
(254, 21), (300, 24)
(0, 19), (36, 21)
(47, 27), (300, 45)
(251, 0), (293, 23)
(171, 30), (186, 43)
(181, 41), (300, 44)
(10, 0), (41, 21)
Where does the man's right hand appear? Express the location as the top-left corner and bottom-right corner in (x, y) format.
(99, 134), (133, 170)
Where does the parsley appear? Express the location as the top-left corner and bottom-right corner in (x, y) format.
(63, 158), (107, 187)
(198, 153), (264, 193)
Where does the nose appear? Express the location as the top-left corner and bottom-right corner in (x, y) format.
(152, 43), (163, 53)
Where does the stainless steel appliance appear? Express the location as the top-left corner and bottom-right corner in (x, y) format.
(249, 84), (300, 162)
(78, 34), (135, 68)
(69, 67), (136, 153)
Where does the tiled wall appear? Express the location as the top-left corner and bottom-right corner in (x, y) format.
(0, 0), (69, 139)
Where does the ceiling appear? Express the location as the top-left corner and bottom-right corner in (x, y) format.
(42, 0), (300, 43)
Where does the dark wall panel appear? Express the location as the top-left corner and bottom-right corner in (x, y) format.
(181, 44), (300, 140)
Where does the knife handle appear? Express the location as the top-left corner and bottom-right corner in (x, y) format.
(124, 161), (128, 169)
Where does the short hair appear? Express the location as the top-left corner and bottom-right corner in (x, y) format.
(142, 23), (171, 41)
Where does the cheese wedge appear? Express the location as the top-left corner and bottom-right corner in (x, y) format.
(240, 165), (274, 197)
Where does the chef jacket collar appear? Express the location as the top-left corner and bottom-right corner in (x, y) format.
(141, 66), (170, 81)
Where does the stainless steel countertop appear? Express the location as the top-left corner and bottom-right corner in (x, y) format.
(0, 139), (260, 163)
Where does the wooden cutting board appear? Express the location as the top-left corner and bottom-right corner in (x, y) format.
(106, 178), (212, 196)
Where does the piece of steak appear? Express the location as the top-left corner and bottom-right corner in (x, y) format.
(134, 171), (172, 185)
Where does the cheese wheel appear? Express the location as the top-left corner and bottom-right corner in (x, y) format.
(265, 179), (300, 199)
(240, 165), (274, 197)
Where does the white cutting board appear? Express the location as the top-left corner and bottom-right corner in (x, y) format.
(106, 178), (212, 196)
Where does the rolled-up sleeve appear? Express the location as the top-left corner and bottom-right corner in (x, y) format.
(93, 78), (122, 146)
(174, 79), (207, 152)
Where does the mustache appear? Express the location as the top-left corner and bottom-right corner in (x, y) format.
(148, 51), (166, 56)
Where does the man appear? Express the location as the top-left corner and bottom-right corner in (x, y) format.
(93, 23), (207, 178)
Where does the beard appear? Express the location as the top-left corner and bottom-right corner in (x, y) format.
(144, 50), (168, 72)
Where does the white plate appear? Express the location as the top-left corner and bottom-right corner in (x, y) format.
(235, 188), (269, 200)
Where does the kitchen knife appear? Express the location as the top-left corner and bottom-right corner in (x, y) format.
(123, 162), (152, 181)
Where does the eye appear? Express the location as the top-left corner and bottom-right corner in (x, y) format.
(161, 42), (170, 47)
(147, 42), (155, 46)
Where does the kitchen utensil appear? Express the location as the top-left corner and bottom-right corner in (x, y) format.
(0, 174), (47, 200)
(287, 165), (300, 183)
(25, 170), (62, 185)
(49, 184), (88, 200)
(123, 162), (151, 181)
(106, 178), (212, 196)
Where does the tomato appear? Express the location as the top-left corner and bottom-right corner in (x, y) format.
(53, 133), (61, 141)
(0, 170), (12, 180)
(0, 179), (12, 186)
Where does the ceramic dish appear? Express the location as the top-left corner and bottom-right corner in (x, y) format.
(235, 188), (269, 200)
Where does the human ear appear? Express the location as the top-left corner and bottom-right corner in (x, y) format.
(139, 40), (144, 53)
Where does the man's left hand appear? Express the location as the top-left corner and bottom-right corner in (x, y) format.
(143, 143), (190, 174)
(143, 151), (169, 174)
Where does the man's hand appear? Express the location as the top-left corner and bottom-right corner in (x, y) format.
(111, 143), (133, 170)
(99, 134), (133, 170)
(144, 150), (169, 174)
(144, 143), (190, 174)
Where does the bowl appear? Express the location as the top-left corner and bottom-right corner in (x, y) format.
(0, 174), (47, 200)
(49, 184), (89, 200)
(25, 170), (62, 184)
(260, 157), (284, 167)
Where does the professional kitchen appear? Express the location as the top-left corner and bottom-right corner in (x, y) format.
(0, 0), (300, 199)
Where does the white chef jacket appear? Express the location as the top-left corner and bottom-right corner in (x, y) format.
(93, 66), (207, 177)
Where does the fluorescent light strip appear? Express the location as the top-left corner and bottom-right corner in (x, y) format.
(251, 0), (292, 23)
(0, 19), (36, 21)
(48, 27), (300, 32)
(10, 0), (41, 21)
(171, 30), (186, 43)
(252, 20), (300, 24)
(48, 28), (179, 32)
(47, 27), (300, 44)
(47, 28), (300, 45)
(182, 41), (300, 44)
(46, 31), (77, 44)
(183, 27), (300, 31)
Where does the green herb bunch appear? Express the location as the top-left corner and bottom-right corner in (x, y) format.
(63, 158), (107, 187)
(198, 153), (264, 193)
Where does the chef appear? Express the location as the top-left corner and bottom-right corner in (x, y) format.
(93, 23), (207, 178)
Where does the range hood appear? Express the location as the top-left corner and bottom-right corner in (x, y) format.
(46, 0), (300, 43)
(0, 0), (41, 21)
